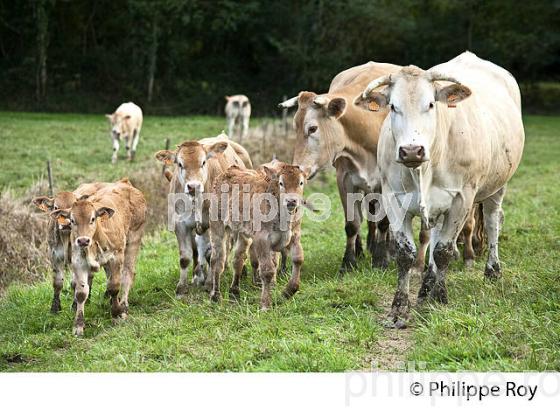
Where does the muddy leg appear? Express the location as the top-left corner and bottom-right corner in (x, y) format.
(283, 230), (303, 298)
(50, 257), (65, 313)
(483, 187), (506, 279)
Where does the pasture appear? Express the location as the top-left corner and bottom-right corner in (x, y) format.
(0, 112), (558, 371)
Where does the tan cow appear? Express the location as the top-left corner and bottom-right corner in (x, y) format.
(355, 51), (524, 327)
(106, 102), (143, 163)
(208, 162), (309, 309)
(51, 179), (147, 336)
(225, 95), (251, 141)
(33, 182), (110, 313)
(279, 62), (434, 273)
(155, 133), (253, 296)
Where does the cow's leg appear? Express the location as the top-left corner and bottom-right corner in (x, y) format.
(130, 129), (140, 161)
(241, 115), (249, 142)
(125, 135), (132, 161)
(482, 187), (506, 279)
(193, 233), (209, 287)
(366, 199), (377, 256)
(249, 242), (260, 285)
(283, 230), (303, 298)
(175, 223), (193, 297)
(427, 196), (473, 304)
(106, 254), (125, 319)
(209, 224), (227, 302)
(412, 228), (430, 274)
(254, 233), (275, 310)
(230, 234), (250, 299)
(120, 226), (144, 316)
(50, 246), (65, 313)
(372, 215), (390, 269)
(227, 116), (235, 140)
(71, 257), (91, 337)
(278, 248), (288, 276)
(461, 206), (476, 268)
(111, 136), (119, 164)
(417, 225), (439, 304)
(389, 214), (415, 328)
(337, 169), (362, 273)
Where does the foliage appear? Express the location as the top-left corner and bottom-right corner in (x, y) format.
(0, 0), (558, 114)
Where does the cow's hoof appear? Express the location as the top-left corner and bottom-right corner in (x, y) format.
(50, 299), (61, 314)
(210, 291), (221, 302)
(464, 258), (474, 269)
(429, 282), (448, 304)
(282, 283), (299, 299)
(484, 263), (501, 280)
(371, 256), (389, 271)
(339, 258), (357, 275)
(389, 291), (410, 327)
(111, 302), (126, 318)
(175, 283), (188, 298)
(89, 261), (100, 272)
(229, 287), (240, 300)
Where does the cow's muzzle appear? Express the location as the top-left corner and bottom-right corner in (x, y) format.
(397, 144), (427, 168)
(76, 236), (91, 248)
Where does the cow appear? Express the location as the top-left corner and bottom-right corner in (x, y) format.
(279, 62), (433, 274)
(154, 133), (253, 297)
(354, 51), (524, 328)
(51, 179), (147, 336)
(106, 102), (143, 163)
(33, 182), (110, 313)
(208, 162), (310, 309)
(225, 95), (251, 142)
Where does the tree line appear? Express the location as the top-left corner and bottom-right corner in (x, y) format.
(0, 0), (558, 115)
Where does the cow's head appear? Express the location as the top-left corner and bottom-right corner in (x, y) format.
(354, 66), (471, 168)
(105, 112), (131, 139)
(279, 92), (347, 179)
(51, 199), (114, 249)
(33, 192), (79, 230)
(155, 140), (228, 196)
(263, 162), (309, 214)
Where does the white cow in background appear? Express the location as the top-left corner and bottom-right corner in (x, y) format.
(355, 51), (525, 328)
(225, 94), (251, 141)
(106, 102), (143, 163)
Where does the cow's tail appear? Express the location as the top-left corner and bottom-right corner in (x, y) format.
(473, 203), (486, 256)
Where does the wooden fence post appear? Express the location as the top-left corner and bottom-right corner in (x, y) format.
(282, 94), (288, 137)
(47, 160), (53, 197)
(162, 138), (170, 176)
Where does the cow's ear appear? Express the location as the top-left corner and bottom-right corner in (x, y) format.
(96, 207), (115, 221)
(32, 196), (54, 212)
(105, 114), (114, 121)
(262, 166), (278, 181)
(327, 97), (347, 119)
(225, 95), (231, 101)
(205, 141), (228, 160)
(155, 150), (176, 165)
(50, 209), (70, 225)
(436, 84), (471, 107)
(353, 91), (388, 112)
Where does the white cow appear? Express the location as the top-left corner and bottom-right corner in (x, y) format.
(355, 52), (525, 328)
(225, 95), (251, 141)
(106, 102), (143, 163)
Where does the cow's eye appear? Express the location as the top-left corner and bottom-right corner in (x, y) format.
(429, 102), (434, 109)
(70, 219), (75, 225)
(279, 181), (284, 187)
(307, 126), (318, 135)
(178, 162), (183, 168)
(390, 104), (396, 112)
(201, 160), (206, 168)
(299, 181), (304, 186)
(90, 217), (95, 224)
(54, 205), (59, 210)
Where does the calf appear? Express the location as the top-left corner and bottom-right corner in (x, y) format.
(33, 182), (109, 313)
(155, 133), (252, 296)
(208, 162), (309, 309)
(51, 179), (147, 336)
(225, 95), (251, 141)
(106, 102), (143, 163)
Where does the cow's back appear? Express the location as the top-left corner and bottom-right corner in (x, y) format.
(328, 62), (401, 154)
(428, 52), (525, 198)
(115, 102), (143, 128)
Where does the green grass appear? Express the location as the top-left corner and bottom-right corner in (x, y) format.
(0, 113), (558, 371)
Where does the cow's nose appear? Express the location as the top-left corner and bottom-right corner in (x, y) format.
(398, 144), (426, 167)
(76, 237), (91, 248)
(186, 183), (198, 195)
(286, 199), (298, 211)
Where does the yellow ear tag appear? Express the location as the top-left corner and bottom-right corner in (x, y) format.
(57, 215), (68, 225)
(368, 101), (380, 112)
(165, 158), (174, 166)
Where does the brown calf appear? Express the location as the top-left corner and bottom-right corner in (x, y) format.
(51, 179), (146, 336)
(209, 162), (309, 309)
(33, 182), (109, 313)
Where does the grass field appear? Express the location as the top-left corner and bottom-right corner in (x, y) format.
(0, 112), (558, 371)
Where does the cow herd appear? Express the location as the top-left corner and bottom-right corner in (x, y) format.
(32, 51), (524, 336)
